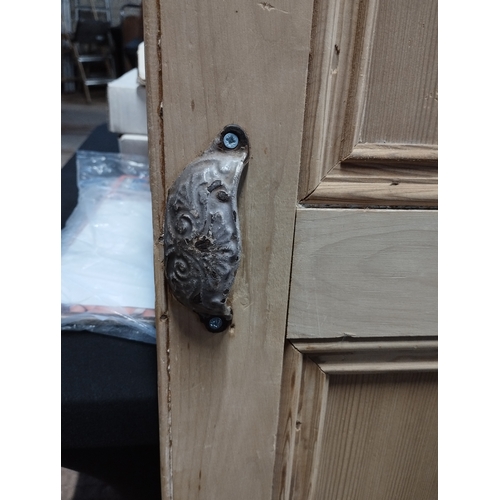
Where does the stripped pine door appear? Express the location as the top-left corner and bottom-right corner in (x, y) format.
(143, 0), (438, 499)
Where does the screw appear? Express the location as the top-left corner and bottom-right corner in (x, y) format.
(208, 316), (224, 331)
(223, 132), (239, 149)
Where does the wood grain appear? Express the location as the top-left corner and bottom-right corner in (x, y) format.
(360, 0), (438, 144)
(304, 144), (438, 207)
(143, 0), (172, 496)
(298, 0), (438, 200)
(299, 0), (376, 199)
(144, 1), (315, 498)
(273, 343), (304, 500)
(272, 343), (329, 500)
(292, 339), (438, 374)
(287, 209), (438, 339)
(346, 143), (438, 164)
(273, 342), (437, 499)
(324, 164), (438, 185)
(305, 180), (437, 207)
(316, 372), (438, 499)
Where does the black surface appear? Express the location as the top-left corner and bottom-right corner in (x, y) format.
(61, 124), (161, 499)
(61, 331), (159, 449)
(62, 123), (119, 229)
(62, 446), (161, 500)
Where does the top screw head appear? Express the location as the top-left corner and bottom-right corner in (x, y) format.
(223, 132), (239, 149)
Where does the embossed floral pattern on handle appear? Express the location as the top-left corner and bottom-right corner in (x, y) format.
(164, 125), (249, 332)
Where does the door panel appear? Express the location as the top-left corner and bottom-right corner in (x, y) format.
(274, 341), (438, 500)
(288, 209), (438, 339)
(360, 0), (438, 144)
(317, 370), (438, 500)
(299, 0), (438, 205)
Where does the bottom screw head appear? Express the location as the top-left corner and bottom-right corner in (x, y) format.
(204, 315), (230, 333)
(208, 316), (223, 331)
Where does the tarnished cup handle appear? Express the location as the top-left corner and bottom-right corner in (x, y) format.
(164, 125), (249, 332)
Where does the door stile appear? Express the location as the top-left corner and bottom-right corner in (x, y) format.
(144, 1), (316, 498)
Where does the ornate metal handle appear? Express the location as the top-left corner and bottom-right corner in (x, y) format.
(164, 125), (249, 332)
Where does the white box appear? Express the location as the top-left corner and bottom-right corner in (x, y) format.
(137, 42), (146, 85)
(119, 134), (149, 157)
(108, 69), (148, 135)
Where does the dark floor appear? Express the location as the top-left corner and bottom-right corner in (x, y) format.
(61, 468), (124, 500)
(61, 87), (109, 167)
(61, 84), (127, 500)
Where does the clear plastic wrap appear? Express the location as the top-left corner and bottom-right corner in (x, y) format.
(61, 150), (156, 343)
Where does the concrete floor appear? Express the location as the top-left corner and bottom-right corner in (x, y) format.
(61, 85), (126, 500)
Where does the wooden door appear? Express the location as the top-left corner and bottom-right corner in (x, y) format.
(143, 0), (438, 499)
